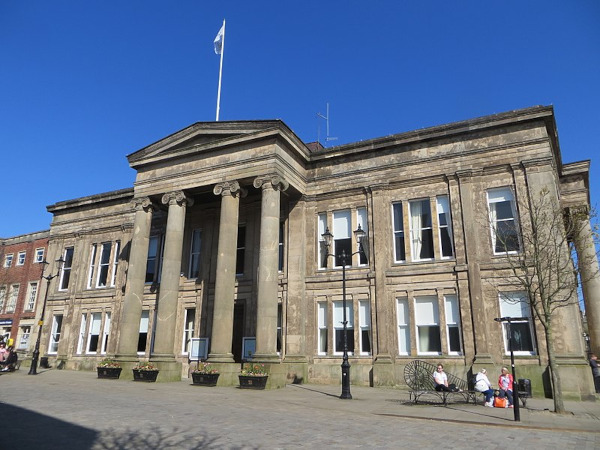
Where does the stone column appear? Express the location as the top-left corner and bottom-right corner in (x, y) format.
(116, 197), (154, 357)
(573, 210), (600, 356)
(152, 191), (193, 358)
(209, 181), (246, 362)
(253, 175), (289, 361)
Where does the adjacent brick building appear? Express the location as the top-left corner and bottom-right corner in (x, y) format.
(0, 231), (49, 352)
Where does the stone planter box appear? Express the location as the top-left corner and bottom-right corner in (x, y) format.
(191, 372), (220, 386)
(132, 369), (159, 382)
(97, 367), (122, 379)
(238, 375), (268, 390)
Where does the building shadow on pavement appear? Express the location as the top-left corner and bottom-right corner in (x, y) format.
(0, 402), (98, 450)
(0, 402), (250, 450)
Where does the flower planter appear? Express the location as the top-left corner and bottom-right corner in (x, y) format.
(132, 369), (159, 382)
(191, 372), (220, 386)
(239, 375), (268, 390)
(97, 367), (122, 379)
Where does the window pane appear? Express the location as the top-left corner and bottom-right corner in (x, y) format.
(335, 329), (354, 353)
(394, 203), (406, 262)
(361, 329), (371, 353)
(508, 323), (534, 352)
(334, 238), (351, 266)
(448, 326), (461, 352)
(418, 326), (441, 352)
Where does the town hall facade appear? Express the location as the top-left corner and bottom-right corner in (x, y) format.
(30, 106), (598, 399)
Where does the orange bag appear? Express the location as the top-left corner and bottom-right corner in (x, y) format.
(494, 396), (508, 408)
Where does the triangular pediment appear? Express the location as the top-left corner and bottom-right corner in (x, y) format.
(127, 120), (309, 169)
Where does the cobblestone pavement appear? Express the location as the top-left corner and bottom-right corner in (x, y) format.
(1, 369), (599, 449)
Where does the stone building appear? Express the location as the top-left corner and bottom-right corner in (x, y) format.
(32, 105), (598, 399)
(0, 231), (49, 352)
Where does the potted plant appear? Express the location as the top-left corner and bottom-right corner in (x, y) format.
(239, 363), (268, 389)
(97, 358), (122, 379)
(132, 361), (159, 382)
(191, 362), (220, 386)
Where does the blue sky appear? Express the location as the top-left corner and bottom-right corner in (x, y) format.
(1, 1), (599, 237)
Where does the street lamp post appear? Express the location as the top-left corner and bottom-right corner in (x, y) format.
(29, 257), (65, 375)
(321, 225), (368, 400)
(494, 316), (525, 422)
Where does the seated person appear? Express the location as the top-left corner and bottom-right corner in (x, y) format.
(498, 367), (514, 408)
(0, 346), (18, 371)
(474, 368), (495, 407)
(433, 363), (458, 392)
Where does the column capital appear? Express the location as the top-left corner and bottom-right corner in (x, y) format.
(161, 191), (194, 207)
(213, 181), (247, 198)
(131, 197), (157, 212)
(253, 174), (289, 192)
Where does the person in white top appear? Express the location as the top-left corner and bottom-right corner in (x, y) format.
(474, 368), (495, 407)
(433, 364), (451, 392)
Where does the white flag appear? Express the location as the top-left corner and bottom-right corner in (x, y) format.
(214, 23), (225, 55)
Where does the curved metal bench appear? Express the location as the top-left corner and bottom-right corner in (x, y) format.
(404, 360), (478, 405)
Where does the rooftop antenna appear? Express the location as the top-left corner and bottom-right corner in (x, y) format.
(317, 103), (338, 145)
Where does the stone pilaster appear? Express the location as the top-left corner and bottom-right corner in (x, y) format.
(152, 191), (193, 358)
(573, 210), (600, 356)
(209, 181), (246, 362)
(252, 175), (289, 361)
(116, 197), (155, 358)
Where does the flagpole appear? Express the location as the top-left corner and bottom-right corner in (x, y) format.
(216, 19), (225, 121)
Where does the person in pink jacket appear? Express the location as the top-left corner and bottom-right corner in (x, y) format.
(498, 367), (514, 408)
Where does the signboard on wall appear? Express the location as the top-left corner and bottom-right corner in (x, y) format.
(189, 338), (209, 361)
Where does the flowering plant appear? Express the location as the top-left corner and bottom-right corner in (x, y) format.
(97, 358), (121, 369)
(192, 362), (219, 374)
(133, 361), (159, 371)
(240, 363), (267, 376)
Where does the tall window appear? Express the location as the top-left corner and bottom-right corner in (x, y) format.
(317, 302), (328, 355)
(278, 221), (284, 272)
(0, 286), (6, 312)
(77, 314), (87, 354)
(488, 187), (520, 254)
(86, 313), (102, 353)
(397, 297), (410, 355)
(357, 208), (368, 265)
(318, 213), (328, 269)
(138, 310), (149, 354)
(49, 314), (63, 354)
(101, 312), (111, 354)
(359, 300), (371, 355)
(393, 202), (406, 262)
(436, 196), (454, 258)
(18, 326), (31, 350)
(444, 294), (462, 354)
(415, 296), (441, 354)
(25, 281), (38, 311)
(188, 229), (202, 278)
(333, 301), (354, 354)
(409, 199), (434, 261)
(277, 304), (283, 353)
(87, 244), (98, 288)
(236, 226), (246, 275)
(96, 243), (112, 287)
(35, 248), (45, 263)
(499, 292), (536, 355)
(146, 236), (162, 283)
(17, 251), (26, 266)
(333, 210), (351, 267)
(6, 284), (19, 313)
(4, 254), (13, 268)
(110, 241), (120, 287)
(182, 309), (195, 355)
(59, 247), (74, 290)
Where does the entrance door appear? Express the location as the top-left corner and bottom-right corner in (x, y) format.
(232, 301), (245, 363)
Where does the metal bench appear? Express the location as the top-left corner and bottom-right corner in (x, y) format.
(404, 360), (479, 405)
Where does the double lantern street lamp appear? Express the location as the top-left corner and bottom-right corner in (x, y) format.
(494, 316), (526, 422)
(321, 224), (368, 400)
(28, 257), (65, 375)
